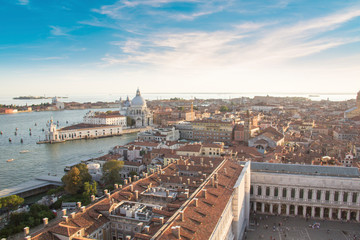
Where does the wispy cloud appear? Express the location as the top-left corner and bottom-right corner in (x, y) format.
(49, 26), (70, 36)
(30, 56), (67, 61)
(17, 0), (29, 5)
(101, 7), (360, 69)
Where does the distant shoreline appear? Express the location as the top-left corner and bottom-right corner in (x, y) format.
(13, 96), (68, 100)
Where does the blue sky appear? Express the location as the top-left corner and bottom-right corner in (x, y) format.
(1, 0), (360, 96)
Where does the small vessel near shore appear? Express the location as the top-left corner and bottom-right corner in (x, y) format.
(20, 150), (30, 153)
(7, 158), (14, 162)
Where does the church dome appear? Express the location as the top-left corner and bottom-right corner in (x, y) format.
(131, 88), (146, 107)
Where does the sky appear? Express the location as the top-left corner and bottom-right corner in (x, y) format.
(0, 0), (360, 96)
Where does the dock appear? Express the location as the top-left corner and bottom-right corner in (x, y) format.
(0, 175), (63, 198)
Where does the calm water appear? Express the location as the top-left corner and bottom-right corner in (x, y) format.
(0, 92), (356, 105)
(0, 109), (137, 191)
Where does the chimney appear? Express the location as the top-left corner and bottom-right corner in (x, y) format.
(203, 173), (207, 179)
(63, 216), (69, 223)
(91, 195), (96, 202)
(166, 190), (170, 197)
(211, 177), (215, 187)
(194, 198), (198, 207)
(43, 217), (48, 227)
(106, 193), (111, 199)
(128, 176), (132, 183)
(114, 184), (119, 189)
(81, 206), (86, 213)
(119, 184), (123, 189)
(104, 189), (108, 195)
(187, 178), (190, 185)
(191, 161), (194, 165)
(193, 181), (196, 185)
(179, 176), (183, 182)
(24, 227), (29, 236)
(215, 180), (218, 188)
(62, 208), (67, 216)
(135, 190), (139, 201)
(125, 236), (131, 240)
(144, 172), (148, 178)
(77, 202), (81, 208)
(160, 217), (164, 225)
(25, 236), (31, 240)
(124, 179), (128, 185)
(130, 184), (134, 192)
(171, 226), (181, 239)
(149, 183), (152, 188)
(144, 225), (150, 233)
(179, 211), (185, 222)
(224, 168), (227, 174)
(214, 173), (218, 180)
(203, 189), (207, 199)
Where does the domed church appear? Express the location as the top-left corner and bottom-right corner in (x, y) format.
(120, 88), (153, 127)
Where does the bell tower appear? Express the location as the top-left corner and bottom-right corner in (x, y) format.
(357, 91), (360, 108)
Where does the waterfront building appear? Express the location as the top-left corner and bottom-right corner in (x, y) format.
(83, 111), (127, 127)
(248, 127), (285, 154)
(124, 88), (153, 128)
(45, 120), (122, 142)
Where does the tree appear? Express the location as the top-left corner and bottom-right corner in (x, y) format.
(61, 167), (81, 194)
(177, 106), (184, 111)
(83, 181), (97, 198)
(102, 160), (124, 185)
(75, 163), (92, 187)
(0, 195), (24, 212)
(219, 106), (230, 112)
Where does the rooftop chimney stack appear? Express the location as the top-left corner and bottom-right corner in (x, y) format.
(77, 202), (81, 208)
(187, 178), (190, 185)
(119, 184), (123, 189)
(63, 216), (69, 223)
(71, 212), (76, 219)
(135, 190), (139, 201)
(128, 176), (132, 183)
(215, 180), (218, 188)
(211, 177), (215, 187)
(171, 226), (181, 239)
(125, 236), (131, 240)
(144, 226), (150, 233)
(130, 184), (134, 192)
(124, 179), (128, 185)
(81, 206), (86, 213)
(114, 184), (119, 189)
(91, 195), (96, 202)
(25, 236), (31, 240)
(104, 189), (108, 195)
(43, 217), (48, 227)
(160, 217), (164, 225)
(203, 189), (207, 199)
(106, 193), (111, 199)
(24, 227), (29, 236)
(180, 211), (185, 222)
(224, 168), (227, 174)
(62, 208), (67, 216)
(194, 198), (198, 207)
(166, 190), (170, 197)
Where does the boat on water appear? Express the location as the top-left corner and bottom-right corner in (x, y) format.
(7, 159), (14, 162)
(20, 150), (30, 153)
(309, 94), (320, 97)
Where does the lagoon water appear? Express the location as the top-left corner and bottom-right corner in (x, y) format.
(0, 108), (137, 191)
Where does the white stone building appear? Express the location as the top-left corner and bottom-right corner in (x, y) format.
(83, 111), (127, 127)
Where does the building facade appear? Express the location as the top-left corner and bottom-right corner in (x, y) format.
(124, 89), (153, 128)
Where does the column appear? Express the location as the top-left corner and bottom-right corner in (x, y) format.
(270, 187), (274, 198)
(347, 211), (350, 221)
(286, 205), (290, 215)
(287, 188), (291, 199)
(338, 209), (342, 220)
(278, 204), (281, 215)
(261, 203), (265, 213)
(304, 189), (308, 201)
(270, 204), (273, 214)
(253, 202), (257, 212)
(294, 205), (298, 216)
(321, 190), (325, 202)
(279, 187), (283, 200)
(303, 206), (306, 217)
(295, 188), (300, 200)
(339, 191), (344, 204)
(312, 189), (317, 202)
(356, 211), (359, 222)
(320, 208), (324, 219)
(348, 192), (353, 204)
(311, 207), (315, 218)
(255, 185), (259, 196)
(329, 208), (333, 220)
(330, 190), (334, 203)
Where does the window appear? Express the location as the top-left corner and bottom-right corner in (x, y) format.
(257, 186), (262, 196)
(291, 188), (295, 199)
(343, 192), (348, 202)
(334, 191), (339, 201)
(299, 189), (304, 199)
(250, 185), (253, 195)
(317, 190), (321, 200)
(282, 188), (287, 198)
(308, 190), (312, 200)
(274, 187), (278, 197)
(325, 191), (330, 201)
(266, 187), (270, 196)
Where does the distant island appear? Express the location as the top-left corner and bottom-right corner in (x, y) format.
(13, 96), (68, 100)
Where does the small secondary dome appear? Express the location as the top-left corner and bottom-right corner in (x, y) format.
(131, 88), (146, 107)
